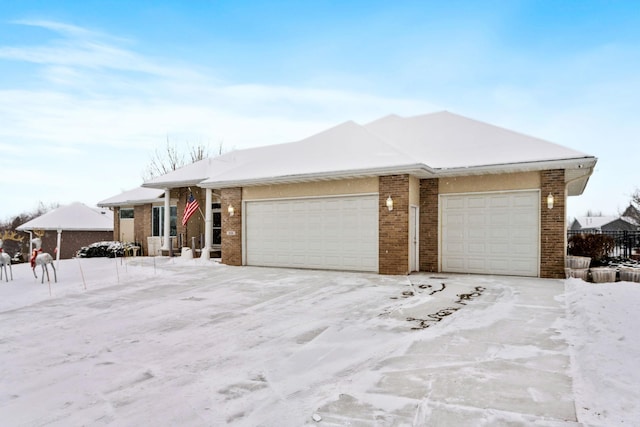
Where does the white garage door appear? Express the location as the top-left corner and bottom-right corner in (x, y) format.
(245, 195), (379, 272)
(441, 191), (539, 277)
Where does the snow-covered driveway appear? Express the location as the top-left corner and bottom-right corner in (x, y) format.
(0, 257), (609, 425)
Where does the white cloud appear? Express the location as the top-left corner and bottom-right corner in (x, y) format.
(0, 20), (440, 219)
(1, 16), (638, 221)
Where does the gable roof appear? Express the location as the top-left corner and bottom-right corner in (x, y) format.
(365, 112), (590, 169)
(98, 186), (165, 207)
(572, 216), (638, 230)
(142, 111), (597, 196)
(573, 216), (619, 230)
(16, 202), (114, 232)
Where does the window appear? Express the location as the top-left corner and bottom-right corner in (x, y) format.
(212, 203), (222, 245)
(152, 206), (177, 237)
(120, 208), (134, 219)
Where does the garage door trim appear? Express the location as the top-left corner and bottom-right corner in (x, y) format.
(439, 189), (540, 277)
(243, 193), (379, 272)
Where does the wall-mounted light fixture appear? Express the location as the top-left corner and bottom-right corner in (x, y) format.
(547, 193), (554, 210)
(386, 195), (394, 212)
(228, 205), (235, 216)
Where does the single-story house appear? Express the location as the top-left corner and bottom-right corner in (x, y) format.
(98, 186), (221, 257)
(98, 186), (172, 256)
(16, 202), (114, 259)
(570, 216), (638, 232)
(104, 111), (597, 278)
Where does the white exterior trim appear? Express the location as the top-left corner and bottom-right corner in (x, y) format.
(438, 189), (541, 277)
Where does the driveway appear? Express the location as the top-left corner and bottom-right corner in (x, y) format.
(0, 258), (577, 426)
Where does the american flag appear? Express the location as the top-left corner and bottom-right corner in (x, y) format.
(182, 193), (200, 226)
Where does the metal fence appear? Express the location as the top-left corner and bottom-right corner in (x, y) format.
(567, 230), (640, 258)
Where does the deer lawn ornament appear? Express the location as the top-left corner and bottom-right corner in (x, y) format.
(31, 235), (57, 284)
(0, 239), (12, 282)
(0, 231), (22, 282)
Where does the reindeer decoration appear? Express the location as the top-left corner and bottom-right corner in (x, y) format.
(0, 231), (23, 282)
(0, 238), (12, 282)
(31, 230), (57, 284)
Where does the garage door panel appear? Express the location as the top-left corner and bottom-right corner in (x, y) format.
(246, 195), (378, 272)
(468, 258), (487, 270)
(490, 213), (510, 226)
(442, 191), (539, 277)
(468, 213), (486, 225)
(513, 194), (537, 207)
(489, 196), (510, 208)
(468, 229), (487, 239)
(467, 197), (487, 208)
(488, 241), (510, 252)
(468, 242), (487, 254)
(489, 228), (509, 239)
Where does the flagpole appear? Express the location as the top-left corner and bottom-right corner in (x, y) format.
(186, 187), (206, 221)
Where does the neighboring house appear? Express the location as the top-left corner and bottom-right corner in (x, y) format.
(106, 111), (597, 278)
(16, 202), (114, 259)
(570, 216), (638, 232)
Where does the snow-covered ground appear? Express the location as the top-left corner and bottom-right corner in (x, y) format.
(0, 257), (638, 426)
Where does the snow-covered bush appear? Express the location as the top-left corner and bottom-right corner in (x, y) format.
(76, 241), (138, 258)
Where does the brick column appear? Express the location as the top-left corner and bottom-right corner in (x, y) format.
(540, 169), (566, 278)
(221, 187), (242, 266)
(113, 207), (121, 242)
(379, 175), (410, 275)
(419, 178), (439, 272)
(135, 204), (152, 255)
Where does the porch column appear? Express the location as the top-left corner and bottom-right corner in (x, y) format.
(201, 188), (213, 259)
(55, 228), (62, 270)
(161, 188), (171, 251)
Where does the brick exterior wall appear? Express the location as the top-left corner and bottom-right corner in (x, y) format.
(134, 204), (152, 255)
(113, 207), (120, 243)
(177, 187), (206, 249)
(379, 175), (410, 275)
(30, 230), (113, 259)
(419, 178), (439, 272)
(221, 187), (242, 266)
(540, 169), (566, 278)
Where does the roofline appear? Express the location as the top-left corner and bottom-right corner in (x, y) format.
(98, 197), (164, 208)
(432, 157), (597, 177)
(199, 157), (596, 189)
(200, 164), (435, 188)
(15, 226), (113, 232)
(142, 179), (205, 190)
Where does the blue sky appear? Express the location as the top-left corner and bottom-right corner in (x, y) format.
(1, 0), (639, 221)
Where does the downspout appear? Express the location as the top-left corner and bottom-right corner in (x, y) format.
(161, 188), (171, 251)
(27, 230), (33, 260)
(56, 227), (62, 270)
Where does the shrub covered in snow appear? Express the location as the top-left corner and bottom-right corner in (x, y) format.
(76, 241), (138, 258)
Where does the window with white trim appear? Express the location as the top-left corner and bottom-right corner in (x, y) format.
(152, 206), (177, 237)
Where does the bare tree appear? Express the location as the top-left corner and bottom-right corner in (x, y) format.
(625, 189), (640, 223)
(584, 209), (603, 217)
(188, 143), (210, 163)
(143, 138), (225, 181)
(1, 202), (59, 259)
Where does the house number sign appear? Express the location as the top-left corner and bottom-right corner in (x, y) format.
(226, 230), (236, 236)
